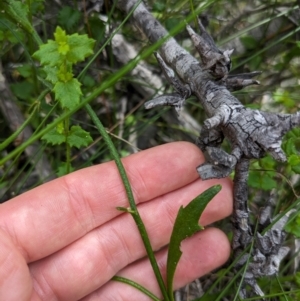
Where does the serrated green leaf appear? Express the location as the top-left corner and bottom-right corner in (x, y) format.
(54, 26), (70, 55)
(67, 125), (93, 148)
(288, 154), (300, 166)
(10, 81), (34, 100)
(166, 185), (221, 296)
(57, 64), (74, 82)
(56, 162), (74, 177)
(66, 33), (95, 63)
(43, 65), (59, 84)
(53, 78), (82, 109)
(292, 164), (300, 174)
(284, 137), (297, 156)
(54, 26), (68, 44)
(285, 213), (300, 238)
(17, 64), (32, 78)
(89, 16), (105, 42)
(248, 171), (277, 191)
(33, 40), (62, 66)
(42, 128), (65, 145)
(58, 6), (82, 32)
(259, 155), (276, 169)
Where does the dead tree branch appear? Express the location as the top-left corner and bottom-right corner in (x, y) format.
(117, 0), (299, 298)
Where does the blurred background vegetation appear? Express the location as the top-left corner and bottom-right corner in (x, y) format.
(0, 0), (300, 299)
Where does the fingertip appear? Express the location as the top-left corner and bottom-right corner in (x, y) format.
(123, 141), (205, 201)
(172, 227), (230, 288)
(199, 177), (233, 226)
(0, 228), (33, 301)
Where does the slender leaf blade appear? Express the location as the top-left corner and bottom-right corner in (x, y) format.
(166, 185), (222, 297)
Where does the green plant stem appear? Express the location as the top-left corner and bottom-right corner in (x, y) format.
(232, 25), (300, 70)
(112, 276), (161, 301)
(0, 0), (216, 167)
(219, 5), (299, 46)
(2, 0), (42, 46)
(0, 8), (195, 167)
(275, 276), (289, 301)
(213, 269), (243, 301)
(64, 112), (71, 174)
(77, 0), (143, 81)
(242, 290), (300, 301)
(0, 103), (38, 151)
(85, 103), (169, 301)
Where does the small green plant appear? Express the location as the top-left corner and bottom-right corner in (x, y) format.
(33, 26), (94, 174)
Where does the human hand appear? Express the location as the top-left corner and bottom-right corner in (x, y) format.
(0, 142), (232, 301)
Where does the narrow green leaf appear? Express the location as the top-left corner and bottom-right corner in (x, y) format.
(67, 125), (93, 148)
(53, 78), (82, 110)
(166, 185), (222, 297)
(1, 0), (33, 34)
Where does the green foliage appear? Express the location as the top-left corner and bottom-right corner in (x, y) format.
(240, 35), (258, 50)
(42, 124), (66, 145)
(33, 26), (95, 173)
(88, 16), (106, 42)
(166, 185), (221, 298)
(0, 16), (25, 46)
(248, 171), (277, 190)
(273, 89), (296, 109)
(53, 79), (82, 110)
(57, 6), (82, 32)
(33, 26), (95, 66)
(248, 157), (277, 191)
(34, 25), (95, 97)
(10, 81), (35, 100)
(285, 212), (300, 238)
(67, 126), (93, 148)
(0, 0), (31, 33)
(1, 1), (300, 300)
(56, 162), (75, 177)
(283, 128), (300, 174)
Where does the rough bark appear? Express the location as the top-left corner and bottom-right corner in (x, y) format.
(117, 0), (299, 298)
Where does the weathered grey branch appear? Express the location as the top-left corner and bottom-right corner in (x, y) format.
(117, 0), (299, 298)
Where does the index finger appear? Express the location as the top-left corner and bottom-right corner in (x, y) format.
(0, 142), (214, 262)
